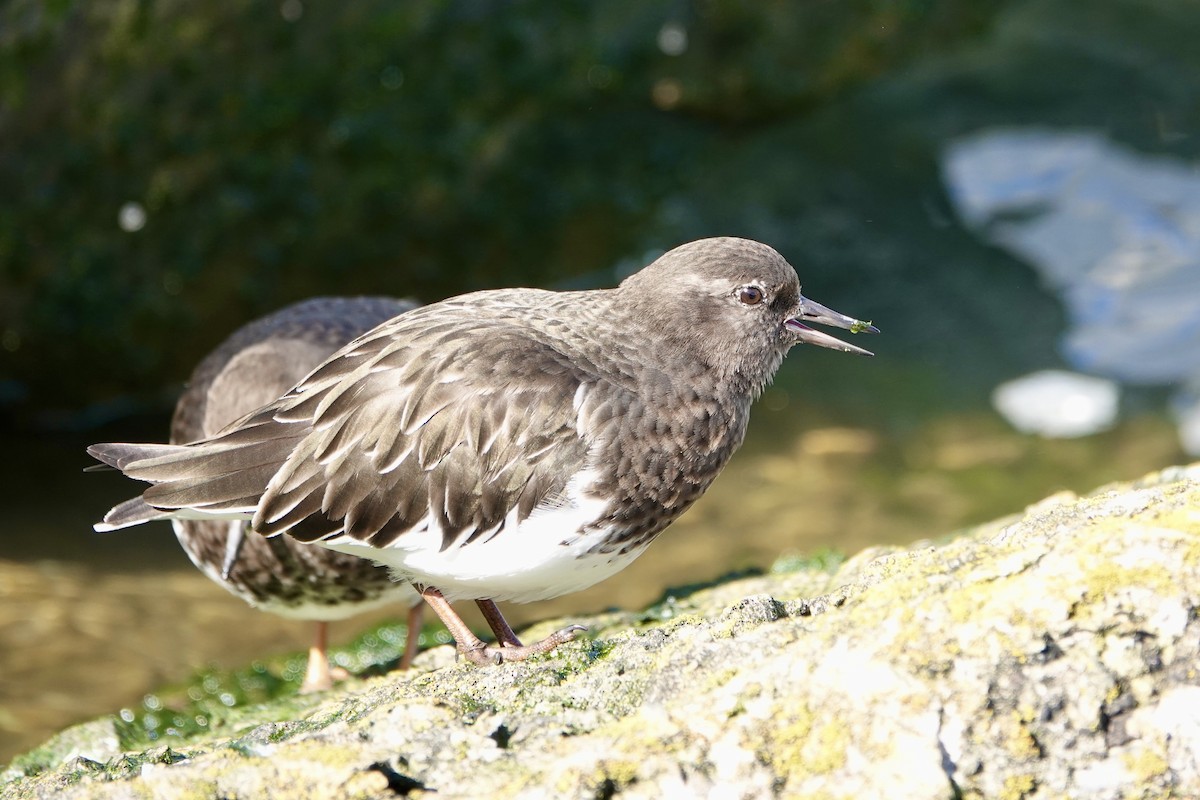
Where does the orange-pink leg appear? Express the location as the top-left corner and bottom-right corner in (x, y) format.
(418, 586), (585, 666)
(300, 621), (336, 693)
(398, 602), (424, 670)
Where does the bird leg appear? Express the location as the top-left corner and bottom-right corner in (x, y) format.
(301, 606), (423, 691)
(219, 523), (247, 580)
(398, 602), (425, 670)
(476, 599), (523, 647)
(417, 585), (586, 666)
(300, 621), (337, 693)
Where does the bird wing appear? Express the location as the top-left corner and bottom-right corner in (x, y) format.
(171, 296), (418, 445)
(135, 307), (610, 550)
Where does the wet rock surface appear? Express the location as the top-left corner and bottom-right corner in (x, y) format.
(5, 464), (1200, 798)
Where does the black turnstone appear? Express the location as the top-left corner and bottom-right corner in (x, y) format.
(166, 296), (424, 691)
(90, 237), (877, 666)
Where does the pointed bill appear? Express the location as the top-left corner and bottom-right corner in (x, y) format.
(784, 295), (878, 356)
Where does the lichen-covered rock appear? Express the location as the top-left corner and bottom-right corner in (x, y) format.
(5, 464), (1200, 799)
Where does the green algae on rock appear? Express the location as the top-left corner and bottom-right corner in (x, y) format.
(5, 463), (1200, 799)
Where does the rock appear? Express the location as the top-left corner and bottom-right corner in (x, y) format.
(5, 464), (1200, 799)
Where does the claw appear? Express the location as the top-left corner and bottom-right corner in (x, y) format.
(457, 624), (588, 666)
(419, 587), (588, 667)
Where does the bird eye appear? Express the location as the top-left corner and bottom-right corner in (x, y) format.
(737, 286), (765, 306)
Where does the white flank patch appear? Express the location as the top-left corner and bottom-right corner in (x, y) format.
(320, 467), (649, 604)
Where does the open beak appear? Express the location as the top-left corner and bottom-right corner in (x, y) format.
(784, 296), (879, 356)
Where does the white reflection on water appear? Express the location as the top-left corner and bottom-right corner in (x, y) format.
(992, 370), (1118, 439)
(943, 129), (1200, 452)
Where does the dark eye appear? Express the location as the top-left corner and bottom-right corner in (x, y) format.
(737, 285), (765, 306)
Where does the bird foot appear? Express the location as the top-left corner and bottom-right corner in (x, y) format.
(458, 624), (588, 666)
(417, 586), (587, 667)
(299, 659), (351, 693)
(299, 668), (334, 694)
(299, 623), (350, 693)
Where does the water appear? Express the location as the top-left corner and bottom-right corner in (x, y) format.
(944, 129), (1200, 451)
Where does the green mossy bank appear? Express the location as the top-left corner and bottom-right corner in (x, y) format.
(5, 464), (1200, 798)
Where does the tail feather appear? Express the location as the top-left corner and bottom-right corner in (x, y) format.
(143, 462), (278, 510)
(121, 436), (302, 483)
(87, 443), (190, 472)
(88, 432), (298, 532)
(95, 496), (174, 532)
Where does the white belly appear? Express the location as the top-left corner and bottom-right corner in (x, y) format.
(318, 469), (649, 603)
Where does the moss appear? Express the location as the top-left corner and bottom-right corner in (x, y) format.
(945, 574), (1026, 626)
(771, 548), (847, 575)
(5, 742), (96, 782)
(763, 705), (850, 777)
(704, 667), (740, 695)
(3, 722), (192, 787)
(1141, 507), (1200, 542)
(276, 739), (375, 771)
(1004, 712), (1042, 760)
(632, 613), (705, 638)
(108, 615), (428, 753)
(710, 620), (738, 640)
(1000, 773), (1036, 799)
(807, 721), (852, 775)
(586, 637), (618, 662)
(592, 711), (688, 758)
(1081, 560), (1175, 602)
(452, 691), (494, 720)
(634, 569), (770, 626)
(6, 746), (193, 797)
(151, 781), (217, 800)
(1122, 745), (1169, 783)
(588, 759), (640, 794)
(543, 637), (610, 677)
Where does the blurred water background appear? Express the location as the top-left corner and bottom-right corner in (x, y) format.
(2, 0), (1199, 763)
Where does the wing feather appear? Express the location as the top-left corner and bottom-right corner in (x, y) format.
(252, 314), (604, 546)
(103, 300), (626, 549)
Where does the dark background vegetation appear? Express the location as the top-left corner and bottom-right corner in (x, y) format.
(5, 0), (1197, 430)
